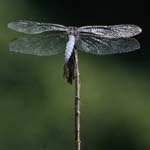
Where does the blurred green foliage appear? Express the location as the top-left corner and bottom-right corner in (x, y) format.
(0, 0), (150, 150)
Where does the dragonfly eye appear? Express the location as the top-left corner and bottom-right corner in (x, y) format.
(67, 27), (79, 36)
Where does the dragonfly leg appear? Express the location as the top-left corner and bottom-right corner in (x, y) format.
(63, 49), (76, 84)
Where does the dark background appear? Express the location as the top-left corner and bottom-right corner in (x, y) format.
(0, 0), (149, 150)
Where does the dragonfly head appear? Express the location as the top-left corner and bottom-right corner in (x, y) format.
(67, 26), (79, 37)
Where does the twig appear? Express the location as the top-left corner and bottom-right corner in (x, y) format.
(74, 48), (81, 150)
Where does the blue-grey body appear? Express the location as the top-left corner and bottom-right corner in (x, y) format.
(65, 34), (76, 63)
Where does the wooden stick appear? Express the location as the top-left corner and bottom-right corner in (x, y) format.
(74, 48), (81, 150)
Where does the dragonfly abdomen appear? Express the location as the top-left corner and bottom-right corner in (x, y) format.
(65, 34), (75, 62)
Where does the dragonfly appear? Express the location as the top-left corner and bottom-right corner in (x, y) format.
(8, 20), (142, 83)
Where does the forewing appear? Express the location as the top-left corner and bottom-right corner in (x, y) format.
(79, 25), (142, 38)
(76, 36), (140, 55)
(9, 32), (67, 56)
(8, 20), (67, 34)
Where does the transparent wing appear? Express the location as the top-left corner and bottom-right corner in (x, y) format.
(9, 32), (67, 56)
(8, 20), (67, 34)
(78, 25), (142, 38)
(76, 36), (140, 55)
